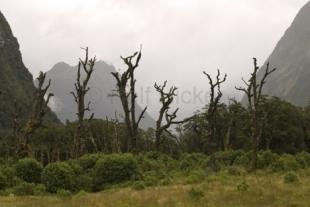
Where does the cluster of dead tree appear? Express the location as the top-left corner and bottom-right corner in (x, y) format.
(9, 46), (277, 170)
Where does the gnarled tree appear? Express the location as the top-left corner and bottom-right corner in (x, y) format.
(236, 58), (276, 170)
(19, 71), (53, 157)
(203, 69), (227, 153)
(70, 47), (96, 157)
(111, 48), (147, 152)
(154, 81), (183, 151)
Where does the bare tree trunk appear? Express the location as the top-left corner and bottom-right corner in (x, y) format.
(71, 47), (96, 157)
(203, 69), (227, 153)
(154, 81), (184, 151)
(16, 71), (54, 157)
(236, 58), (276, 170)
(111, 48), (147, 153)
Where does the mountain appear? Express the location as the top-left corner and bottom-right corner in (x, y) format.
(0, 11), (58, 131)
(254, 1), (310, 106)
(44, 61), (155, 129)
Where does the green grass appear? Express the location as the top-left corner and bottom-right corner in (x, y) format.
(1, 170), (310, 207)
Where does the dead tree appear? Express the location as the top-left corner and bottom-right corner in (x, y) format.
(203, 69), (227, 152)
(154, 81), (183, 151)
(111, 48), (147, 152)
(20, 71), (53, 156)
(70, 47), (96, 157)
(236, 58), (276, 170)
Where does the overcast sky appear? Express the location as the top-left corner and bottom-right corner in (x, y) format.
(0, 0), (309, 117)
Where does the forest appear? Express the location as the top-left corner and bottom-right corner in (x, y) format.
(0, 46), (309, 207)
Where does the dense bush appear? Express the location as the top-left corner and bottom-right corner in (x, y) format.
(188, 187), (204, 200)
(94, 154), (137, 190)
(33, 184), (46, 195)
(233, 151), (252, 167)
(136, 154), (164, 172)
(142, 173), (159, 187)
(132, 181), (146, 191)
(179, 153), (207, 171)
(226, 166), (242, 176)
(137, 152), (177, 176)
(0, 171), (7, 190)
(14, 158), (43, 183)
(271, 154), (301, 172)
(0, 166), (16, 187)
(0, 150), (308, 194)
(295, 151), (310, 168)
(78, 153), (102, 171)
(284, 172), (299, 183)
(42, 162), (74, 193)
(56, 189), (72, 197)
(12, 182), (36, 196)
(75, 174), (93, 192)
(185, 169), (205, 184)
(214, 150), (245, 166)
(257, 151), (279, 169)
(237, 181), (249, 192)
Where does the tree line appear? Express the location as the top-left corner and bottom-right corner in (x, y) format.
(0, 47), (309, 171)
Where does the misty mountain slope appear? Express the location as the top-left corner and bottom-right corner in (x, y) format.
(0, 11), (58, 130)
(44, 61), (155, 129)
(254, 1), (310, 106)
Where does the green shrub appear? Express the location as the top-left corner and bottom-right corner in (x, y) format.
(179, 153), (207, 171)
(75, 174), (93, 192)
(132, 181), (146, 191)
(15, 158), (43, 183)
(136, 154), (163, 172)
(67, 160), (83, 175)
(214, 150), (245, 166)
(237, 181), (249, 192)
(160, 177), (172, 186)
(78, 153), (102, 171)
(144, 151), (162, 160)
(56, 189), (72, 197)
(179, 159), (193, 172)
(188, 187), (204, 200)
(185, 170), (205, 184)
(12, 183), (46, 196)
(158, 154), (177, 172)
(76, 190), (87, 196)
(65, 160), (94, 192)
(295, 151), (310, 168)
(0, 171), (7, 190)
(226, 166), (242, 176)
(143, 174), (158, 187)
(137, 153), (176, 177)
(233, 151), (252, 167)
(271, 154), (301, 172)
(257, 151), (279, 169)
(42, 162), (74, 193)
(0, 167), (16, 187)
(12, 182), (36, 196)
(94, 154), (137, 190)
(284, 172), (299, 183)
(33, 184), (46, 195)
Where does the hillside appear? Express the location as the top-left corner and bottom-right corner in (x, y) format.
(44, 61), (155, 129)
(0, 11), (58, 131)
(255, 1), (310, 106)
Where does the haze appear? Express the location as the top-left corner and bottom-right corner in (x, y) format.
(0, 0), (308, 118)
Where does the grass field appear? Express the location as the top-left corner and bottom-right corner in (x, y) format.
(1, 170), (309, 207)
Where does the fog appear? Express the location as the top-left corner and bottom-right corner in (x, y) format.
(1, 0), (309, 118)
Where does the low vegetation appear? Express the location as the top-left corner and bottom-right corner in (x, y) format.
(0, 151), (309, 199)
(0, 151), (309, 206)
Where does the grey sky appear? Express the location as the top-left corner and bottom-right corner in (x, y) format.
(0, 0), (309, 118)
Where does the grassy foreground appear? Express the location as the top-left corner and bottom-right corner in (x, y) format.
(0, 170), (309, 207)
